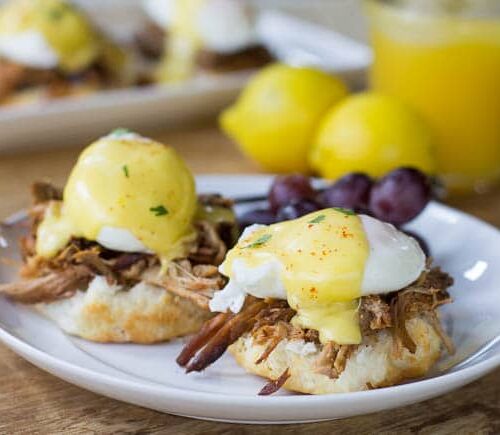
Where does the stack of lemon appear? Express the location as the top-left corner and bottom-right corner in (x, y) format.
(220, 63), (436, 178)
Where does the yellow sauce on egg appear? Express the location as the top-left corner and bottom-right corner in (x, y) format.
(36, 132), (197, 264)
(221, 209), (370, 345)
(0, 0), (100, 72)
(157, 0), (205, 82)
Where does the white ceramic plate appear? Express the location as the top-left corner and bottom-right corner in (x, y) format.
(0, 10), (370, 152)
(0, 174), (499, 424)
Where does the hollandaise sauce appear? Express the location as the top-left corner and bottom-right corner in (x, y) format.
(157, 0), (205, 82)
(221, 209), (370, 344)
(36, 132), (197, 264)
(0, 0), (100, 72)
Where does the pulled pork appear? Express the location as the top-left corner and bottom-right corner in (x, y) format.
(258, 368), (291, 396)
(0, 183), (236, 308)
(134, 22), (165, 61)
(391, 267), (454, 355)
(177, 268), (454, 392)
(145, 260), (226, 310)
(0, 265), (92, 304)
(133, 22), (273, 72)
(0, 56), (124, 104)
(196, 45), (273, 73)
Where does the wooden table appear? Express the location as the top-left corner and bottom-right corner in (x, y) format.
(0, 122), (499, 434)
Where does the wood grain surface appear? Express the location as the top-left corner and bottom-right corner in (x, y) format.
(0, 122), (499, 434)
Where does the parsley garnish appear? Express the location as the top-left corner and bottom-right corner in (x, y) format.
(49, 8), (64, 20)
(48, 3), (72, 21)
(122, 165), (129, 178)
(150, 205), (169, 216)
(333, 207), (355, 216)
(111, 128), (133, 137)
(308, 214), (326, 224)
(242, 234), (272, 249)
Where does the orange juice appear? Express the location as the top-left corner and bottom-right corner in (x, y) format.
(367, 1), (500, 194)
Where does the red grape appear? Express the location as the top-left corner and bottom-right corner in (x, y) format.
(238, 208), (276, 229)
(318, 173), (373, 212)
(276, 199), (320, 221)
(268, 174), (315, 212)
(369, 167), (431, 225)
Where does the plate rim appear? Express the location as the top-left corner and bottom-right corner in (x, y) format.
(0, 317), (498, 405)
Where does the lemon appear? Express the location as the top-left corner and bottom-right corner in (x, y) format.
(220, 63), (348, 173)
(309, 93), (436, 179)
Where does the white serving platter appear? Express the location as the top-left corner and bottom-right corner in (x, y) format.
(0, 11), (371, 152)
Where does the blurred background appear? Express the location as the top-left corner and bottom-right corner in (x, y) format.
(0, 0), (499, 201)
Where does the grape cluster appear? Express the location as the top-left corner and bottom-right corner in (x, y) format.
(238, 167), (433, 229)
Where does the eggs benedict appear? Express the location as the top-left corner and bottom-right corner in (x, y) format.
(0, 130), (236, 343)
(178, 208), (454, 394)
(0, 0), (132, 106)
(139, 0), (272, 82)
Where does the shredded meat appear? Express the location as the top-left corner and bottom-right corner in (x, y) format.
(196, 194), (238, 250)
(0, 60), (72, 103)
(314, 342), (356, 379)
(254, 322), (290, 365)
(134, 22), (165, 60)
(197, 194), (234, 209)
(0, 55), (125, 104)
(184, 299), (272, 373)
(0, 61), (25, 101)
(0, 265), (92, 304)
(359, 295), (392, 333)
(2, 183), (234, 307)
(177, 267), (454, 394)
(31, 182), (63, 204)
(111, 253), (149, 272)
(145, 259), (226, 309)
(178, 298), (273, 372)
(196, 45), (273, 73)
(0, 60), (59, 101)
(176, 312), (234, 366)
(188, 220), (227, 266)
(19, 235), (156, 284)
(390, 268), (453, 354)
(258, 368), (290, 396)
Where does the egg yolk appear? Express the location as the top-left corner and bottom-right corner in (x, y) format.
(221, 209), (370, 345)
(36, 133), (197, 264)
(0, 0), (100, 72)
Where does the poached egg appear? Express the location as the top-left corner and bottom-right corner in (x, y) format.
(0, 0), (101, 72)
(154, 0), (258, 82)
(36, 130), (197, 263)
(210, 208), (426, 345)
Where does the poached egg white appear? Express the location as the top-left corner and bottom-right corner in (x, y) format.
(210, 215), (426, 314)
(143, 0), (257, 54)
(0, 31), (58, 69)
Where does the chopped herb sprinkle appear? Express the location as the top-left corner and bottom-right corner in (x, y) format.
(242, 234), (272, 249)
(111, 128), (133, 137)
(122, 165), (129, 178)
(49, 8), (64, 20)
(150, 205), (169, 216)
(308, 214), (326, 224)
(47, 2), (72, 20)
(333, 207), (355, 216)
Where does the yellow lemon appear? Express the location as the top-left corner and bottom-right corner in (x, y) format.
(220, 63), (349, 173)
(309, 93), (436, 179)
